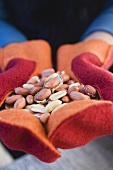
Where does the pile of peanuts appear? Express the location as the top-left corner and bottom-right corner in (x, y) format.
(5, 68), (99, 124)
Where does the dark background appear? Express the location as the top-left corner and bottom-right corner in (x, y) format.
(5, 0), (104, 66)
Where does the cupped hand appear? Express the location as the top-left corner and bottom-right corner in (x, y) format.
(45, 39), (113, 151)
(0, 40), (61, 163)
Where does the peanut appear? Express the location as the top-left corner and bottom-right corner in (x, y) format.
(27, 78), (37, 84)
(23, 84), (34, 90)
(83, 85), (97, 98)
(49, 91), (67, 100)
(4, 68), (99, 125)
(67, 80), (75, 85)
(15, 87), (29, 96)
(61, 96), (70, 103)
(61, 73), (70, 82)
(40, 112), (50, 124)
(30, 86), (42, 95)
(34, 77), (46, 87)
(14, 97), (26, 109)
(41, 68), (55, 77)
(5, 95), (22, 105)
(44, 77), (60, 89)
(26, 95), (34, 104)
(34, 99), (47, 104)
(45, 100), (62, 112)
(55, 84), (69, 91)
(31, 104), (46, 113)
(27, 76), (40, 84)
(69, 82), (81, 89)
(35, 88), (51, 101)
(69, 91), (90, 100)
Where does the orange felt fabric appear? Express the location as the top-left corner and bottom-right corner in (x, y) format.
(0, 40), (52, 106)
(0, 40), (56, 163)
(0, 40), (52, 73)
(1, 39), (113, 163)
(47, 100), (113, 149)
(44, 38), (113, 153)
(57, 39), (113, 79)
(0, 109), (60, 163)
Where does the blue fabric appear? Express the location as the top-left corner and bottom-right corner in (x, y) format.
(0, 20), (27, 47)
(0, 0), (113, 46)
(0, 0), (27, 47)
(81, 0), (113, 40)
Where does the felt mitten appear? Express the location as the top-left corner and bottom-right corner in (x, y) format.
(46, 39), (113, 151)
(0, 40), (61, 163)
(57, 39), (113, 101)
(0, 40), (52, 106)
(57, 39), (113, 78)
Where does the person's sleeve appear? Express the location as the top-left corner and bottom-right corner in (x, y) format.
(0, 20), (27, 47)
(0, 0), (27, 47)
(81, 0), (113, 40)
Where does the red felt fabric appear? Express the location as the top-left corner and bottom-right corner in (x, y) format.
(57, 39), (113, 79)
(0, 40), (58, 163)
(72, 52), (113, 102)
(1, 39), (113, 163)
(47, 100), (113, 149)
(46, 39), (113, 154)
(0, 109), (60, 163)
(0, 67), (2, 73)
(0, 40), (53, 106)
(0, 58), (37, 106)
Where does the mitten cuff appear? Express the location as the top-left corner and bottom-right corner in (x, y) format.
(0, 40), (52, 73)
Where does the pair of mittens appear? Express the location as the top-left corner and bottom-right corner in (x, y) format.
(0, 39), (113, 163)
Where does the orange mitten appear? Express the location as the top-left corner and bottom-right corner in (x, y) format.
(1, 39), (113, 163)
(57, 39), (113, 79)
(0, 40), (61, 163)
(0, 40), (52, 106)
(46, 39), (113, 151)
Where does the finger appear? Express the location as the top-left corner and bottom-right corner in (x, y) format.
(72, 52), (113, 101)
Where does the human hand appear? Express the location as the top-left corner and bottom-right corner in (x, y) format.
(0, 40), (52, 106)
(45, 38), (113, 151)
(1, 38), (113, 163)
(0, 40), (61, 163)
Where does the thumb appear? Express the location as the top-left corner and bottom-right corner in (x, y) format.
(0, 58), (37, 106)
(72, 52), (113, 102)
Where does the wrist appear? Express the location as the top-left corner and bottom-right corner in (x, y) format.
(83, 31), (113, 45)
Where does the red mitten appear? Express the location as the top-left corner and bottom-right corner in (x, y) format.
(0, 40), (60, 163)
(57, 39), (113, 79)
(0, 40), (52, 105)
(46, 39), (113, 150)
